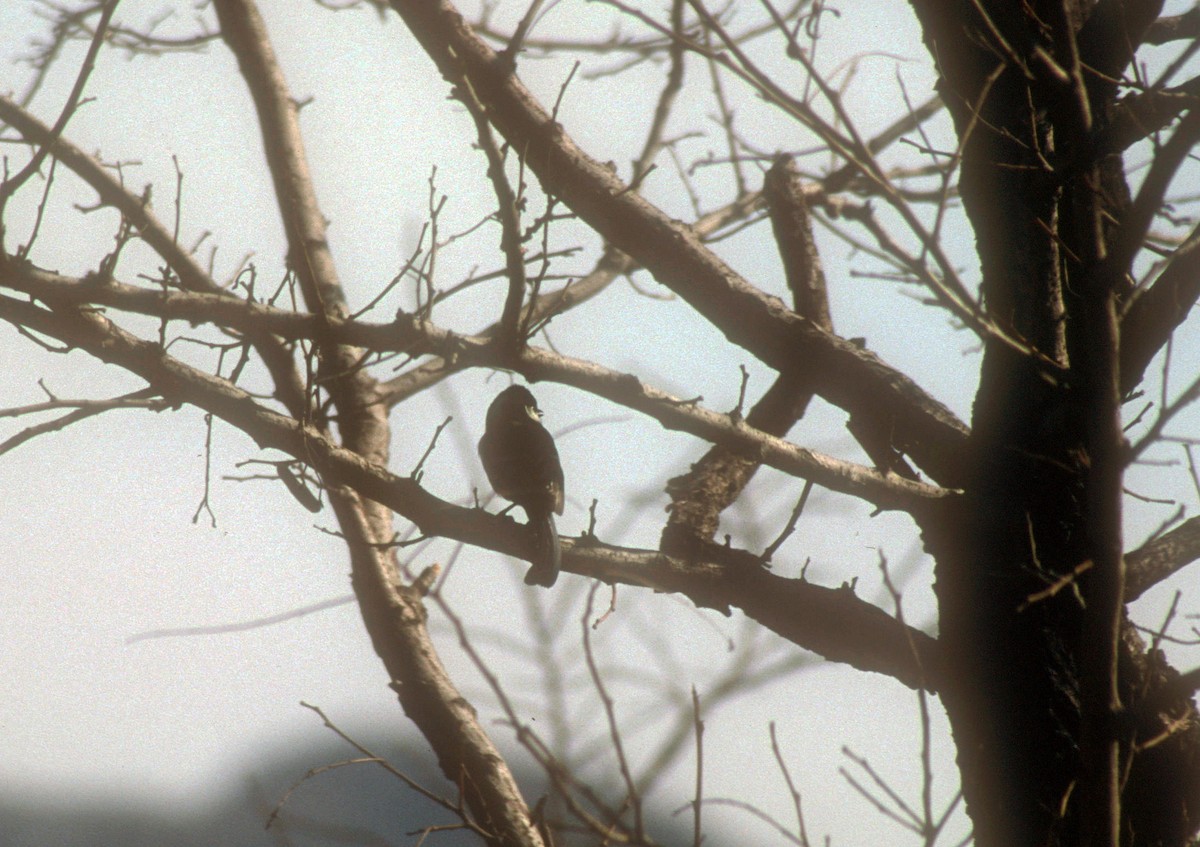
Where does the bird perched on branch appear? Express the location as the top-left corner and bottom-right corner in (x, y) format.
(478, 385), (565, 587)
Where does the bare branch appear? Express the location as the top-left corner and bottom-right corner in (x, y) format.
(665, 155), (832, 548)
(0, 292), (943, 690)
(214, 0), (348, 320)
(0, 387), (171, 456)
(0, 0), (116, 207)
(0, 94), (309, 418)
(453, 65), (529, 347)
(1126, 515), (1200, 601)
(1121, 228), (1200, 394)
(581, 582), (645, 840)
(1102, 103), (1200, 291)
(382, 0), (972, 486)
(3, 263), (955, 512)
(1146, 7), (1200, 44)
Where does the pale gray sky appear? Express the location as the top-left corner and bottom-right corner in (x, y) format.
(1, 1), (1197, 844)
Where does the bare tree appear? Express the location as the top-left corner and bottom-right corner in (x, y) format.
(4, 0), (1200, 845)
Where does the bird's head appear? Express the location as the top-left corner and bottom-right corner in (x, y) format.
(486, 384), (542, 429)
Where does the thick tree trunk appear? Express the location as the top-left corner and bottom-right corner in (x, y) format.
(911, 1), (1200, 844)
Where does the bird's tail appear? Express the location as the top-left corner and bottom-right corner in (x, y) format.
(525, 511), (561, 587)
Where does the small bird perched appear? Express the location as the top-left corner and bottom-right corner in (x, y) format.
(478, 385), (565, 587)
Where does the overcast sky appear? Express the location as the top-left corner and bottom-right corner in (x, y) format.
(1, 1), (1198, 844)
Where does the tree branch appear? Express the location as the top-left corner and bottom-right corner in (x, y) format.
(1121, 227), (1200, 394)
(1102, 106), (1200, 289)
(1126, 515), (1200, 600)
(211, 4), (541, 843)
(1144, 6), (1200, 45)
(378, 190), (765, 408)
(0, 0), (116, 207)
(0, 291), (942, 693)
(382, 0), (971, 487)
(1102, 76), (1200, 154)
(665, 156), (832, 548)
(3, 261), (955, 513)
(213, 0), (348, 321)
(0, 94), (309, 419)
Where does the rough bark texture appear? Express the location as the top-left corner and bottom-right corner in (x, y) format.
(664, 156), (832, 552)
(212, 3), (544, 844)
(908, 1), (1200, 844)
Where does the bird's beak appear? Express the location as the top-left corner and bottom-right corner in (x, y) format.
(526, 404), (542, 421)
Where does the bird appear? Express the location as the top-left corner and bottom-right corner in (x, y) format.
(478, 385), (565, 587)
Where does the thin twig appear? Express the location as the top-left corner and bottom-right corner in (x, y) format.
(691, 687), (704, 847)
(126, 595), (355, 644)
(582, 580), (645, 840)
(0, 0), (117, 206)
(769, 723), (810, 847)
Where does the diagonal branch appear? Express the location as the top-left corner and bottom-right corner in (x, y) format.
(0, 286), (547, 845)
(1126, 515), (1200, 600)
(577, 544), (941, 691)
(1145, 6), (1200, 44)
(0, 0), (116, 207)
(665, 156), (833, 549)
(1102, 76), (1200, 154)
(212, 3), (539, 843)
(377, 93), (946, 410)
(0, 94), (309, 419)
(379, 191), (764, 408)
(213, 0), (347, 321)
(1102, 106), (1200, 290)
(383, 0), (971, 487)
(1121, 227), (1200, 394)
(1077, 0), (1165, 82)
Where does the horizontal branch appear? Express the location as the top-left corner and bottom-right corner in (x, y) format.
(0, 291), (940, 690)
(0, 388), (171, 456)
(2, 261), (957, 513)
